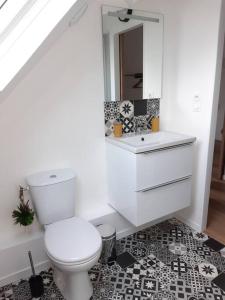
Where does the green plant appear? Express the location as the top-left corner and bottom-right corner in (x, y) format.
(12, 186), (35, 226)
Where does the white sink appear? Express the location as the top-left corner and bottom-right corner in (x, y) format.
(106, 131), (196, 153)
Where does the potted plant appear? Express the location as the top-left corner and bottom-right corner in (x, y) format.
(12, 186), (34, 226)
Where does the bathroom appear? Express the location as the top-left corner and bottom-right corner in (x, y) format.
(0, 0), (225, 299)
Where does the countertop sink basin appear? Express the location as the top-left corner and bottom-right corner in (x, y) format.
(106, 131), (196, 153)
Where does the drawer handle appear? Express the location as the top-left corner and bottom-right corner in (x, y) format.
(140, 142), (193, 154)
(137, 176), (191, 193)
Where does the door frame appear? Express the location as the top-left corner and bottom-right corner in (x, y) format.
(201, 2), (225, 231)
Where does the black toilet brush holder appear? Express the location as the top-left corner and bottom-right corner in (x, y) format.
(28, 251), (44, 298)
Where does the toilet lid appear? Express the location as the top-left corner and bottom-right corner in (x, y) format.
(44, 217), (102, 264)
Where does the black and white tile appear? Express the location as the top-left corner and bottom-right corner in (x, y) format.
(2, 218), (225, 300)
(104, 102), (120, 120)
(105, 119), (116, 137)
(204, 238), (225, 252)
(119, 101), (134, 118)
(147, 99), (160, 117)
(181, 250), (205, 268)
(193, 232), (209, 242)
(169, 278), (194, 300)
(120, 116), (135, 134)
(196, 262), (219, 280)
(169, 242), (187, 255)
(169, 257), (190, 276)
(104, 98), (160, 136)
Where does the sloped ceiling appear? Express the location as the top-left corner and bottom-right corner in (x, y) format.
(0, 0), (87, 92)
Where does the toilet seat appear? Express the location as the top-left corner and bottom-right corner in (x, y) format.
(44, 217), (102, 264)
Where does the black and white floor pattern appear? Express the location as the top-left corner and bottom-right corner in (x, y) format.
(1, 218), (225, 299)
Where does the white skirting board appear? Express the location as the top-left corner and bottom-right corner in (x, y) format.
(0, 210), (176, 287)
(175, 212), (202, 233)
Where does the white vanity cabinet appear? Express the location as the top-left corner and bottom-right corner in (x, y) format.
(106, 133), (195, 226)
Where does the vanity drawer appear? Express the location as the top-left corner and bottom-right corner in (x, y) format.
(135, 178), (191, 226)
(135, 143), (193, 191)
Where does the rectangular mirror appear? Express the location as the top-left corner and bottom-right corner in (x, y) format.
(102, 6), (163, 102)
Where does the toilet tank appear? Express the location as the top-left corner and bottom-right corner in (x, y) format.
(26, 169), (76, 225)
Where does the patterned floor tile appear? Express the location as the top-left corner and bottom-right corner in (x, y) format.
(181, 269), (211, 293)
(169, 257), (190, 276)
(89, 264), (102, 282)
(207, 252), (225, 272)
(192, 245), (215, 260)
(40, 268), (54, 287)
(204, 238), (225, 252)
(169, 278), (194, 300)
(180, 234), (203, 251)
(126, 263), (150, 282)
(213, 273), (225, 292)
(139, 254), (165, 270)
(119, 286), (151, 300)
(197, 262), (219, 280)
(169, 242), (187, 255)
(181, 250), (205, 268)
(2, 218), (225, 300)
(151, 290), (176, 300)
(154, 247), (179, 265)
(152, 265), (178, 288)
(135, 276), (162, 294)
(0, 285), (14, 300)
(116, 252), (137, 269)
(129, 244), (149, 260)
(92, 281), (114, 300)
(110, 292), (123, 300)
(198, 282), (225, 300)
(41, 283), (64, 300)
(213, 272), (225, 292)
(192, 232), (209, 242)
(117, 237), (145, 256)
(110, 270), (134, 292)
(12, 281), (31, 300)
(170, 227), (184, 239)
(144, 239), (164, 254)
(188, 294), (208, 300)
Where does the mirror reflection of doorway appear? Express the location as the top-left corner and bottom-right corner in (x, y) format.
(119, 25), (143, 101)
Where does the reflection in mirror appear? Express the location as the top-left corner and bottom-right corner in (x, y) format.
(102, 6), (163, 102)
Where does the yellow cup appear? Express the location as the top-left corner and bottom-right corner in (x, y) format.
(151, 117), (160, 132)
(113, 123), (123, 137)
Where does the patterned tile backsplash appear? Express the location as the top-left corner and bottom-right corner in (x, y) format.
(104, 99), (160, 136)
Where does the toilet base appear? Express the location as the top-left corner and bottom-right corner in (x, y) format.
(53, 266), (93, 300)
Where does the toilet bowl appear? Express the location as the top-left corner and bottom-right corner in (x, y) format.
(26, 169), (102, 300)
(45, 217), (102, 300)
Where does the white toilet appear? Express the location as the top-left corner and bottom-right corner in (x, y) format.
(26, 169), (102, 300)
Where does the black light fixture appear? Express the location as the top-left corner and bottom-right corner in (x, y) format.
(119, 9), (133, 23)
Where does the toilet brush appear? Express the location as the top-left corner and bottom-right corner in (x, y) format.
(28, 251), (44, 298)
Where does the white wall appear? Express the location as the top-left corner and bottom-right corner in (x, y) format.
(0, 1), (112, 249)
(0, 0), (223, 282)
(128, 0), (223, 231)
(157, 0), (223, 230)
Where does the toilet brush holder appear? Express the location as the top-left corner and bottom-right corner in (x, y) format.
(28, 251), (44, 298)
